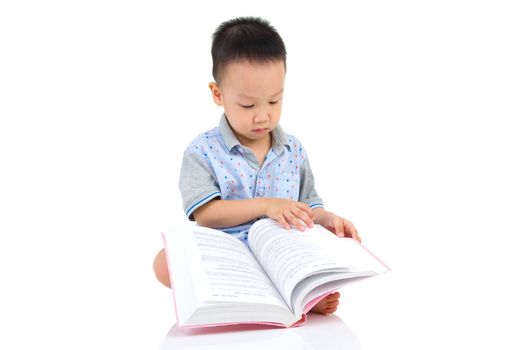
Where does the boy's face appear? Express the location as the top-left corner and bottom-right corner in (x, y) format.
(209, 60), (285, 147)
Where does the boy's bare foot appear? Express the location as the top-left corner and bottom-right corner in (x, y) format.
(153, 249), (171, 288)
(310, 292), (340, 314)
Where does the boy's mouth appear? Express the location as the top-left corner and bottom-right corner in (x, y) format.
(252, 128), (269, 134)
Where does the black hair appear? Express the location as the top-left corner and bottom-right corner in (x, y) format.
(211, 17), (287, 83)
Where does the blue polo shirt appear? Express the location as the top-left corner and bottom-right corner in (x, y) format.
(179, 114), (324, 241)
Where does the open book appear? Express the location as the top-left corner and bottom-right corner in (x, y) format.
(162, 218), (390, 328)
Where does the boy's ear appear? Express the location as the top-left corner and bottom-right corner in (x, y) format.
(209, 82), (223, 106)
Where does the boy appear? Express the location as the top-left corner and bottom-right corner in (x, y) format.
(153, 17), (361, 314)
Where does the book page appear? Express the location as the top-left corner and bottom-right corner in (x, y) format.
(189, 226), (288, 308)
(291, 272), (372, 315)
(248, 219), (388, 308)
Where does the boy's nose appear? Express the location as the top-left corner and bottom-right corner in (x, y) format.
(254, 109), (270, 123)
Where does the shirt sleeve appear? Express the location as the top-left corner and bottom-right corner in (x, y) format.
(179, 148), (221, 220)
(299, 150), (324, 209)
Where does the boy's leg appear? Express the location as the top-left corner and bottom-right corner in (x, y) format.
(153, 249), (171, 288)
(310, 292), (340, 314)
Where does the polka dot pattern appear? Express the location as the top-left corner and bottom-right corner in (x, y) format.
(188, 127), (304, 203)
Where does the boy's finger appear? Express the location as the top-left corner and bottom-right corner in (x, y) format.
(296, 202), (313, 217)
(343, 220), (354, 237)
(345, 220), (361, 242)
(278, 215), (290, 229)
(284, 211), (305, 231)
(292, 207), (314, 228)
(354, 232), (362, 242)
(335, 219), (344, 237)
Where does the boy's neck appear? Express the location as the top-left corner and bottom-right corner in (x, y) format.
(240, 132), (272, 152)
(244, 132), (273, 166)
(236, 131), (272, 167)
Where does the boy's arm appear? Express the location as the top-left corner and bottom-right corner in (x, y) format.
(194, 198), (315, 231)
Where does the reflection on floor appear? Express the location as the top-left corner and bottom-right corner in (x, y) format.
(159, 313), (361, 350)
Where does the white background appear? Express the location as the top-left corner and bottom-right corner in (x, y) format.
(1, 1), (527, 349)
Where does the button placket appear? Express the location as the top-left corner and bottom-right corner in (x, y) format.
(255, 150), (277, 198)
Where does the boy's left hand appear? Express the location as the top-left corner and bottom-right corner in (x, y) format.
(316, 210), (361, 242)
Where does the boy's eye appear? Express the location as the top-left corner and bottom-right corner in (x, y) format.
(240, 104), (254, 109)
(269, 100), (279, 105)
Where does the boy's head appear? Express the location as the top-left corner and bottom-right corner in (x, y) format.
(209, 17), (287, 146)
(211, 17), (286, 84)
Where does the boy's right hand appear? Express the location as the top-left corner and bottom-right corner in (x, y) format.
(265, 198), (314, 231)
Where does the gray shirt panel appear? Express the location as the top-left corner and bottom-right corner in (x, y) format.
(298, 151), (324, 209)
(179, 147), (221, 220)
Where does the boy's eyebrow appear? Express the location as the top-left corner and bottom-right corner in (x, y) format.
(237, 89), (283, 99)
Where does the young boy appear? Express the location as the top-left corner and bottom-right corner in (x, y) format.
(153, 17), (361, 315)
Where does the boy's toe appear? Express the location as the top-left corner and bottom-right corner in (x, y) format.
(325, 306), (338, 314)
(326, 299), (339, 307)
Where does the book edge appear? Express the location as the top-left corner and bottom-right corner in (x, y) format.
(161, 231), (181, 327)
(354, 239), (392, 272)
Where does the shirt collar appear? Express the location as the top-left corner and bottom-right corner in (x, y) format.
(218, 114), (290, 155)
